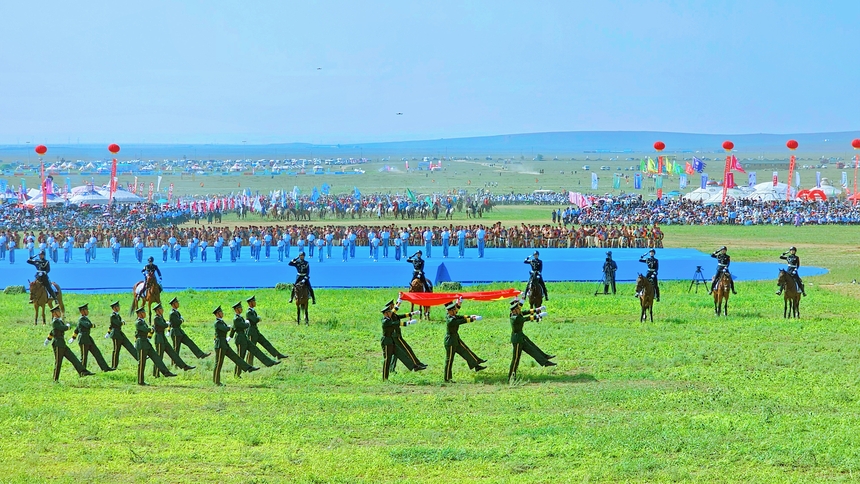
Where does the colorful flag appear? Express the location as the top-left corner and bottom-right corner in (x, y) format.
(656, 188), (663, 199)
(685, 162), (694, 175)
(679, 174), (688, 189)
(748, 172), (756, 186)
(406, 188), (417, 202)
(132, 176), (138, 194)
(591, 172), (598, 190)
(842, 172), (848, 187)
(647, 158), (656, 173)
(168, 183), (174, 202)
(674, 162), (682, 175)
(816, 171), (821, 188)
(773, 171), (778, 187)
(795, 171), (800, 188)
(612, 174), (621, 189)
(655, 175), (663, 189)
(692, 157), (706, 173)
(639, 159), (646, 172)
(148, 182), (154, 201)
(665, 159), (673, 174)
(634, 173), (642, 190)
(730, 155), (746, 173)
(311, 187), (319, 202)
(321, 183), (330, 195)
(725, 172), (735, 189)
(354, 186), (361, 198)
(701, 173), (708, 189)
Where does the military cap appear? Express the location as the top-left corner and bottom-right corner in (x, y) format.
(231, 301), (242, 309)
(246, 295), (256, 303)
(384, 299), (395, 307)
(169, 297), (179, 305)
(606, 251), (612, 256)
(212, 306), (223, 315)
(110, 301), (120, 308)
(148, 256), (154, 262)
(444, 301), (458, 311)
(153, 303), (163, 311)
(39, 249), (46, 255)
(509, 298), (523, 309)
(135, 307), (146, 315)
(533, 250), (540, 256)
(78, 303), (89, 311)
(789, 246), (797, 251)
(50, 305), (62, 313)
(380, 304), (393, 313)
(649, 249), (656, 254)
(719, 246), (727, 251)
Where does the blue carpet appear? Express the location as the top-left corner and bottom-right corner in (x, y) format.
(0, 247), (827, 292)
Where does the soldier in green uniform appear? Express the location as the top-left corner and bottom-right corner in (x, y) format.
(230, 301), (280, 377)
(108, 301), (138, 368)
(168, 297), (211, 360)
(151, 303), (196, 377)
(507, 298), (556, 382)
(244, 295), (288, 366)
(386, 298), (427, 373)
(45, 304), (95, 381)
(134, 306), (177, 385)
(212, 305), (259, 386)
(381, 301), (421, 380)
(69, 303), (114, 373)
(443, 300), (486, 383)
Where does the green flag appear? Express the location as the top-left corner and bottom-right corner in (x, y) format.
(407, 188), (417, 202)
(640, 159), (646, 172)
(655, 175), (663, 189)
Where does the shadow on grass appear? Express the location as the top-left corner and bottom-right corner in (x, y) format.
(476, 372), (597, 385)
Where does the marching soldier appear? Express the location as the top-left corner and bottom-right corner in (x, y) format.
(288, 252), (317, 304)
(168, 297), (210, 360)
(151, 303), (195, 377)
(384, 298), (426, 376)
(134, 306), (177, 385)
(212, 306), (259, 386)
(406, 250), (433, 292)
(524, 251), (549, 300)
(443, 300), (486, 383)
(45, 304), (95, 381)
(778, 246), (807, 297)
(508, 298), (555, 382)
(637, 249), (660, 302)
(708, 246), (737, 295)
(245, 295), (288, 365)
(230, 302), (280, 378)
(603, 251), (618, 295)
(108, 301), (139, 368)
(381, 302), (419, 381)
(70, 303), (114, 373)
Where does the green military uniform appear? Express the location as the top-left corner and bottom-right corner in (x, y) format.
(443, 301), (486, 382)
(230, 302), (278, 377)
(212, 306), (258, 386)
(385, 299), (426, 373)
(46, 305), (94, 381)
(108, 302), (138, 368)
(508, 299), (555, 382)
(152, 304), (194, 377)
(72, 311), (113, 372)
(168, 297), (210, 359)
(134, 308), (177, 385)
(245, 296), (288, 366)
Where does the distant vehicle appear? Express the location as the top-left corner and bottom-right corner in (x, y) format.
(582, 165), (590, 170)
(617, 167), (622, 171)
(533, 189), (555, 195)
(600, 166), (610, 170)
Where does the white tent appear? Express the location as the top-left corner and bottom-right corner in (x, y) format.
(69, 192), (110, 205)
(96, 188), (143, 204)
(23, 194), (65, 206)
(683, 187), (722, 202)
(70, 185), (98, 195)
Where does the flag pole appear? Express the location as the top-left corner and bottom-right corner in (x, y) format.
(721, 141), (734, 205)
(786, 140), (798, 202)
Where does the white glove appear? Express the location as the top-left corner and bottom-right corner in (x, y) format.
(68, 338), (75, 344)
(472, 315), (482, 321)
(65, 323), (71, 329)
(165, 330), (171, 337)
(226, 336), (231, 342)
(409, 310), (421, 317)
(539, 305), (547, 311)
(406, 319), (418, 325)
(539, 311), (548, 318)
(104, 333), (110, 338)
(43, 338), (50, 346)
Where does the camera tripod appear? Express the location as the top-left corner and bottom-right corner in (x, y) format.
(688, 266), (708, 293)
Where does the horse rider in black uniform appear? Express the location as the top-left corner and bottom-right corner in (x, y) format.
(778, 246), (806, 297)
(141, 256), (163, 298)
(288, 252), (316, 304)
(28, 249), (57, 302)
(406, 250), (433, 292)
(603, 251), (618, 295)
(708, 246), (737, 295)
(637, 249), (660, 302)
(524, 251), (549, 300)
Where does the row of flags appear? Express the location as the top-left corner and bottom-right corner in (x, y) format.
(637, 155), (746, 176)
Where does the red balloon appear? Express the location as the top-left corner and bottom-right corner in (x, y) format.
(35, 145), (47, 155)
(786, 139), (798, 150)
(852, 139), (860, 149)
(653, 141), (665, 152)
(108, 143), (121, 154)
(722, 140), (734, 151)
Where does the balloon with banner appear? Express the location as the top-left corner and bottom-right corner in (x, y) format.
(679, 174), (687, 189)
(132, 176), (138, 194)
(795, 171), (800, 188)
(748, 172), (756, 187)
(157, 175), (163, 192)
(816, 172), (821, 188)
(773, 171), (778, 187)
(168, 183), (174, 202)
(591, 172), (598, 190)
(701, 173), (708, 189)
(634, 173), (642, 190)
(842, 172), (848, 188)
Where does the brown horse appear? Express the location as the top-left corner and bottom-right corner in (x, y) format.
(635, 274), (654, 322)
(712, 271), (731, 317)
(527, 283), (543, 310)
(30, 280), (64, 325)
(778, 269), (801, 318)
(409, 278), (431, 320)
(294, 280), (309, 325)
(131, 274), (161, 324)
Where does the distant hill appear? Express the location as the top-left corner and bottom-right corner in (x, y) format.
(1, 131), (858, 160)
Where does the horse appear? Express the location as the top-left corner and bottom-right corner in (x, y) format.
(131, 274), (162, 324)
(409, 278), (431, 320)
(30, 280), (64, 325)
(294, 280), (309, 325)
(526, 281), (544, 310)
(712, 271), (731, 317)
(777, 269), (801, 318)
(635, 274), (654, 322)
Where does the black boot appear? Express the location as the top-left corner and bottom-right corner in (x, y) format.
(288, 288), (294, 303)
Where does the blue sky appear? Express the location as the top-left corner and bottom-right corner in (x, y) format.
(1, 1), (857, 144)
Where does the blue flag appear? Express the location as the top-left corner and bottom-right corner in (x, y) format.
(354, 186), (361, 198)
(701, 173), (709, 189)
(321, 183), (330, 195)
(692, 157), (706, 173)
(311, 187), (319, 202)
(634, 173), (642, 190)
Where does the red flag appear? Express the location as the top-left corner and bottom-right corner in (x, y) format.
(41, 160), (47, 208)
(685, 161), (694, 175)
(725, 172), (735, 188)
(730, 155), (746, 173)
(109, 157), (118, 204)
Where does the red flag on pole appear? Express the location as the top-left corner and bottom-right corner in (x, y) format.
(148, 182), (154, 201)
(109, 157), (118, 204)
(41, 160), (47, 208)
(730, 155), (746, 173)
(721, 155), (732, 205)
(787, 155), (796, 201)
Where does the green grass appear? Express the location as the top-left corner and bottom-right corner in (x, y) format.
(2, 226), (860, 482)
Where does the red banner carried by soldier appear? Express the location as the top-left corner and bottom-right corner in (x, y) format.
(398, 288), (521, 307)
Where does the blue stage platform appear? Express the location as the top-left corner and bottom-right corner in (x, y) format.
(0, 247), (827, 293)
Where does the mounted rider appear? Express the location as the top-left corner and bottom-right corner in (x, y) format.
(288, 252), (317, 304)
(637, 249), (660, 302)
(406, 250), (432, 292)
(28, 249), (57, 302)
(708, 246), (737, 295)
(778, 246), (806, 297)
(140, 256), (163, 298)
(524, 251), (549, 301)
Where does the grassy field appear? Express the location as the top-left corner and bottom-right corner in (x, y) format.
(1, 226), (859, 482)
